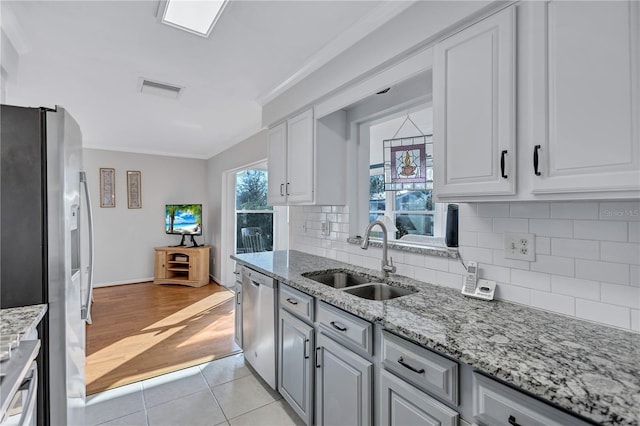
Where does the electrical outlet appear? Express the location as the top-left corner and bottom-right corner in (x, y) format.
(321, 221), (331, 236)
(504, 232), (536, 261)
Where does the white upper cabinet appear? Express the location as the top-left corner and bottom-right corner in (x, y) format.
(433, 6), (516, 199)
(528, 0), (639, 196)
(267, 109), (346, 206)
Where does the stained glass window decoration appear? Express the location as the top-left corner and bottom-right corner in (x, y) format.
(383, 135), (433, 191)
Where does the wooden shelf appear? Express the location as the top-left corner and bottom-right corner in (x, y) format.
(154, 246), (210, 287)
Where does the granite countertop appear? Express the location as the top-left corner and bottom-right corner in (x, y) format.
(0, 304), (48, 340)
(232, 250), (640, 426)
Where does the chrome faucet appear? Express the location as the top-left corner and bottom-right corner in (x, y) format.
(361, 220), (397, 277)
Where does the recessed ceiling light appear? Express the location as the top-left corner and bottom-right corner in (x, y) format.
(138, 78), (184, 99)
(158, 0), (228, 38)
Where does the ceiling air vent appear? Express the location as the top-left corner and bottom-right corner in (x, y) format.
(138, 78), (184, 99)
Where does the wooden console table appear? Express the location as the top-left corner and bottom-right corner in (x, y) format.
(154, 245), (210, 287)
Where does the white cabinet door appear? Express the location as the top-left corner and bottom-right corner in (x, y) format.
(286, 109), (315, 203)
(316, 333), (372, 426)
(267, 122), (287, 206)
(433, 6), (516, 198)
(279, 310), (314, 425)
(529, 1), (639, 195)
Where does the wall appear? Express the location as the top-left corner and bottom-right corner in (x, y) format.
(1, 29), (19, 103)
(262, 1), (492, 126)
(83, 149), (208, 286)
(206, 130), (268, 283)
(290, 201), (640, 332)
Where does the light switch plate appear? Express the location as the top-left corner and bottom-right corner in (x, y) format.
(504, 232), (535, 261)
(321, 221), (331, 236)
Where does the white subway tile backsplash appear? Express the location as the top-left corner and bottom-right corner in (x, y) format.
(495, 283), (530, 305)
(551, 276), (600, 301)
(479, 264), (510, 283)
(460, 216), (493, 232)
(574, 220), (627, 242)
(550, 202), (599, 219)
(511, 269), (551, 291)
(493, 218), (529, 233)
(576, 299), (630, 329)
(601, 283), (640, 309)
(510, 203), (549, 218)
(535, 237), (551, 255)
(631, 266), (639, 287)
(599, 202), (640, 221)
(530, 255), (574, 277)
(530, 219), (573, 238)
(601, 241), (640, 265)
(477, 232), (504, 249)
(292, 200), (640, 331)
(551, 238), (600, 260)
(459, 246), (493, 264)
(575, 260), (629, 285)
(530, 290), (575, 316)
(414, 266), (438, 283)
(492, 251), (530, 270)
(478, 203), (510, 217)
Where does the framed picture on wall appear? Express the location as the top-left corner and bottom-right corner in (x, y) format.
(127, 170), (142, 209)
(100, 168), (116, 208)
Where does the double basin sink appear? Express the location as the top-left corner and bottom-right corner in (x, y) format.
(301, 270), (417, 301)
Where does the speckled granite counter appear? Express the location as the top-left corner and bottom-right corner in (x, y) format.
(233, 250), (640, 425)
(0, 304), (47, 339)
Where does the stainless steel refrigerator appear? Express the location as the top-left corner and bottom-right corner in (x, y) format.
(1, 105), (94, 426)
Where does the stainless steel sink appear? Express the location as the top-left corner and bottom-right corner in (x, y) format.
(302, 270), (373, 289)
(343, 283), (417, 300)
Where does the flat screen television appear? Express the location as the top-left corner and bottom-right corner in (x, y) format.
(165, 204), (202, 246)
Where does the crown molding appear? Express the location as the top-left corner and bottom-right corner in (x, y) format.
(255, 1), (417, 107)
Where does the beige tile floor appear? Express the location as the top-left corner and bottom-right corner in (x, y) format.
(85, 353), (304, 426)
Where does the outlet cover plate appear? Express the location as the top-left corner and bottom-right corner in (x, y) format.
(504, 232), (535, 261)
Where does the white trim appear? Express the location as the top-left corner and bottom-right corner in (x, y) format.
(93, 277), (154, 288)
(255, 1), (417, 106)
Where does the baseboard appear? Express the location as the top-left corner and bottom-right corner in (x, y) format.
(94, 277), (154, 288)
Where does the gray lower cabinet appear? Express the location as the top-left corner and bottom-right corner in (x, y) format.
(279, 309), (314, 425)
(380, 369), (459, 426)
(315, 333), (373, 426)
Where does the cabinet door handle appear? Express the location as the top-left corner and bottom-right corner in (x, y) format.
(286, 182), (290, 196)
(508, 415), (522, 426)
(397, 357), (425, 374)
(304, 338), (310, 359)
(315, 347), (321, 368)
(500, 150), (508, 179)
(280, 183), (285, 196)
(286, 298), (298, 305)
(330, 321), (347, 332)
(533, 145), (542, 176)
(236, 292), (241, 305)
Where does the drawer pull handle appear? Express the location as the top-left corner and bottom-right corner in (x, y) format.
(508, 415), (522, 426)
(286, 298), (298, 305)
(397, 357), (425, 374)
(330, 321), (348, 332)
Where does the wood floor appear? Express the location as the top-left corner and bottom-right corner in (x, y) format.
(85, 281), (240, 395)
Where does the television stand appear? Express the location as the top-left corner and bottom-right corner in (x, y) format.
(176, 234), (200, 247)
(154, 245), (210, 287)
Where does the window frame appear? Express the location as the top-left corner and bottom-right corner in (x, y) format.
(233, 168), (274, 254)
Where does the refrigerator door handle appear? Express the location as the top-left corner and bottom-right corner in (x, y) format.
(80, 171), (95, 324)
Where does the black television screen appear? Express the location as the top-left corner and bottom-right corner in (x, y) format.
(165, 204), (202, 235)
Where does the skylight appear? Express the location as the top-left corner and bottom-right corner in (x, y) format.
(159, 0), (228, 37)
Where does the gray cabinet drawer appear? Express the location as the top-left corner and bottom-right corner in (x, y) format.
(381, 331), (458, 405)
(279, 283), (314, 322)
(317, 302), (372, 356)
(473, 373), (592, 426)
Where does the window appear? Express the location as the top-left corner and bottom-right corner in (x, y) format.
(366, 106), (447, 245)
(235, 169), (273, 253)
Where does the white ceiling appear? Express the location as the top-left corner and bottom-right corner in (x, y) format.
(2, 0), (413, 159)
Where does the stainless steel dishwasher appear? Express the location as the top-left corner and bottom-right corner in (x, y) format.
(241, 266), (277, 389)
